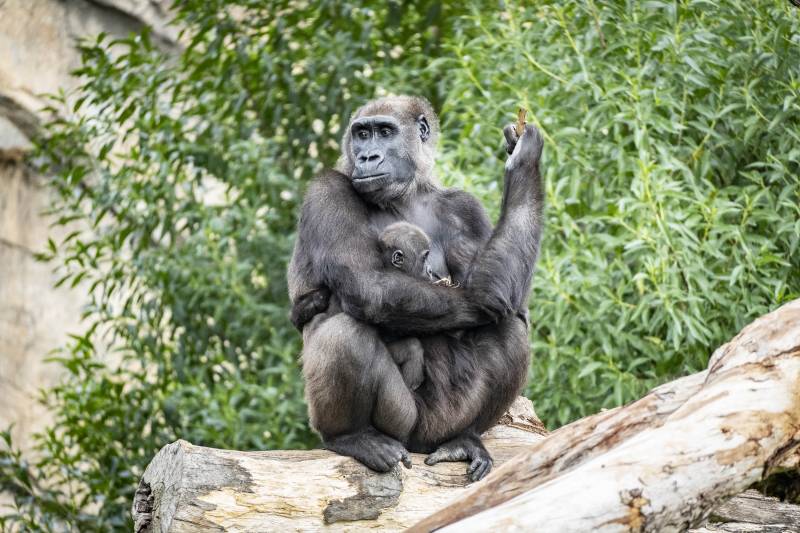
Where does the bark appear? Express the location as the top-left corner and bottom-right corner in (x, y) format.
(131, 397), (547, 532)
(697, 490), (800, 531)
(415, 298), (800, 532)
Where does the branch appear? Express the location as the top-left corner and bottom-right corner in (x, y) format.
(414, 298), (800, 532)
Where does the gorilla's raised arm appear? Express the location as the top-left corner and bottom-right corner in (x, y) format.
(462, 123), (545, 317)
(291, 170), (493, 336)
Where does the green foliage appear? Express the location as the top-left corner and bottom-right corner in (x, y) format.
(435, 0), (800, 423)
(2, 1), (799, 530)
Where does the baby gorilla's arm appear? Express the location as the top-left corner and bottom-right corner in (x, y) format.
(385, 337), (424, 390)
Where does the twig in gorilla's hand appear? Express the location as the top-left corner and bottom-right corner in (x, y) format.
(516, 107), (528, 136)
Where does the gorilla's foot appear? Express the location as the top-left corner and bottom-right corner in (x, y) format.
(324, 427), (412, 473)
(424, 433), (493, 482)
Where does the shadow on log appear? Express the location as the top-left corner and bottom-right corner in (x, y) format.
(133, 299), (800, 532)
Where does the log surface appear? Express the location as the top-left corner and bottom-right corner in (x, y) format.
(704, 490), (800, 529)
(132, 397), (546, 532)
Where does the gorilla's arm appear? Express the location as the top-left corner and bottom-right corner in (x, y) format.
(296, 171), (493, 336)
(461, 123), (545, 317)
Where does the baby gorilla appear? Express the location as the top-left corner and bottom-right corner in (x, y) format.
(378, 222), (452, 391)
(379, 221), (452, 285)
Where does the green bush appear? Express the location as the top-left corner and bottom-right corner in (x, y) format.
(436, 0), (800, 423)
(2, 1), (798, 530)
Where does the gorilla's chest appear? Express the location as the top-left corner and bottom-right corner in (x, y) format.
(368, 201), (454, 278)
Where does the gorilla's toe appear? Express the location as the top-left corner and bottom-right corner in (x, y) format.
(467, 454), (493, 482)
(424, 443), (469, 465)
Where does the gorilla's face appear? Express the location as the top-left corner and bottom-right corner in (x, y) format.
(349, 114), (421, 204)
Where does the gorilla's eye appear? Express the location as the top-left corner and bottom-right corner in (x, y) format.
(422, 249), (430, 262)
(391, 250), (404, 267)
(357, 130), (369, 140)
(380, 127), (393, 137)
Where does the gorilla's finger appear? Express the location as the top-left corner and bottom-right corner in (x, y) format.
(521, 123), (544, 159)
(401, 449), (412, 469)
(467, 457), (492, 481)
(467, 457), (481, 474)
(469, 458), (492, 482)
(424, 451), (444, 466)
(369, 456), (391, 472)
(503, 124), (519, 154)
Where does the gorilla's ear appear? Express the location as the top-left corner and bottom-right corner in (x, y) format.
(417, 115), (431, 143)
(391, 250), (404, 268)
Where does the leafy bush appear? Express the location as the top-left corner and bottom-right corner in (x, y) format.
(436, 0), (800, 422)
(2, 0), (798, 530)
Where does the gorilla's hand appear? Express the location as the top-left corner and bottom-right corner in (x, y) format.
(290, 287), (331, 331)
(503, 122), (543, 171)
(503, 123), (520, 155)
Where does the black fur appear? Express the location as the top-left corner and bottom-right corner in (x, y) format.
(286, 96), (544, 482)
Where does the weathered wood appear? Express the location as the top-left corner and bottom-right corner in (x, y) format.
(415, 298), (800, 532)
(689, 490), (800, 532)
(704, 490), (800, 529)
(131, 397), (547, 532)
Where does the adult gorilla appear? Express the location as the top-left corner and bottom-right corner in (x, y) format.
(287, 96), (544, 481)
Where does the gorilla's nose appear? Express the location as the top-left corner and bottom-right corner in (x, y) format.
(357, 151), (384, 171)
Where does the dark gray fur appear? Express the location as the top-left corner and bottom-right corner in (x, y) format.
(287, 95), (544, 481)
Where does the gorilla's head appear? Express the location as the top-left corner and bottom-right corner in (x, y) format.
(338, 95), (440, 205)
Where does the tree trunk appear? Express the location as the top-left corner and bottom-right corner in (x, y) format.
(414, 298), (800, 532)
(132, 299), (800, 532)
(131, 397), (547, 532)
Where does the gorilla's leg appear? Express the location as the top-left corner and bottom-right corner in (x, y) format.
(386, 337), (425, 390)
(424, 430), (493, 482)
(413, 316), (530, 481)
(301, 312), (417, 471)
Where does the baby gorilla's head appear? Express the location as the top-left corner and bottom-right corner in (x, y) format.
(378, 222), (453, 285)
(378, 222), (431, 279)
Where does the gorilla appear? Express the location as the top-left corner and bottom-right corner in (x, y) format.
(287, 95), (544, 481)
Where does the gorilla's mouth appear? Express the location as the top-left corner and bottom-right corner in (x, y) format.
(353, 173), (389, 181)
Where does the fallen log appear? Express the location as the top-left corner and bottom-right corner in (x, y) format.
(132, 299), (800, 532)
(415, 298), (800, 532)
(131, 397), (547, 532)
(697, 489), (800, 531)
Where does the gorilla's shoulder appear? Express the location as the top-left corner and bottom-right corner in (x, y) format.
(307, 169), (351, 193)
(303, 169), (359, 205)
(437, 188), (491, 237)
(300, 169), (368, 230)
